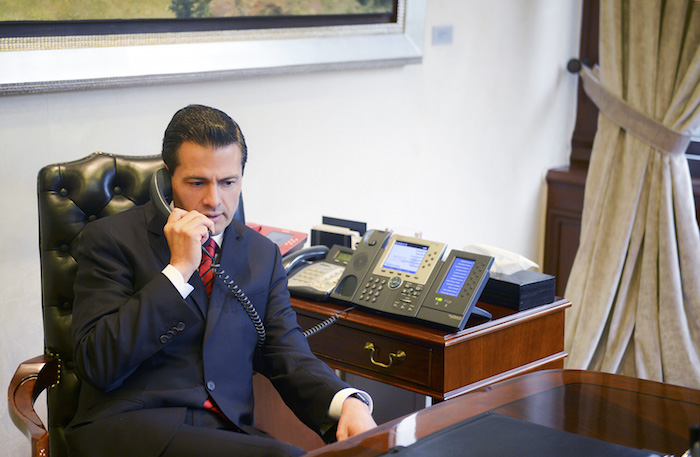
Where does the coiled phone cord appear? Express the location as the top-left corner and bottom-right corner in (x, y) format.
(206, 255), (267, 347)
(302, 306), (355, 338)
(204, 247), (351, 345)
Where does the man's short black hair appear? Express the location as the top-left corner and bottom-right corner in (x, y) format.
(162, 104), (248, 173)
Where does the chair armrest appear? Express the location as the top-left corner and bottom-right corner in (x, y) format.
(8, 354), (59, 457)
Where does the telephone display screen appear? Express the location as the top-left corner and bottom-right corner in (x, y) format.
(335, 250), (353, 262)
(267, 231), (294, 245)
(382, 241), (429, 274)
(438, 257), (475, 297)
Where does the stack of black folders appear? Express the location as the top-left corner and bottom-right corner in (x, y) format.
(378, 412), (665, 457)
(480, 270), (556, 311)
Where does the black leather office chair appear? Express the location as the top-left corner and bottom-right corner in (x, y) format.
(8, 152), (247, 457)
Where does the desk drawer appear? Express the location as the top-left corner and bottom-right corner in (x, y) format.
(302, 317), (433, 387)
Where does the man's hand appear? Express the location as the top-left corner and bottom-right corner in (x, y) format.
(163, 208), (214, 280)
(336, 396), (377, 441)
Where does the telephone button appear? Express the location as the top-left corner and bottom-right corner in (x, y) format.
(389, 277), (402, 289)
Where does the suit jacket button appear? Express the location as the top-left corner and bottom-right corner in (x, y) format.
(160, 335), (169, 344)
(176, 322), (186, 332)
(207, 380), (216, 391)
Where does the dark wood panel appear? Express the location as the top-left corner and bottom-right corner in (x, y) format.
(570, 0), (600, 166)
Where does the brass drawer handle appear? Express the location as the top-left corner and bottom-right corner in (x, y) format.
(364, 342), (406, 368)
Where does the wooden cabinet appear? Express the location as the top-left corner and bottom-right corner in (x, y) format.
(292, 297), (570, 401)
(543, 166), (587, 297)
(254, 297), (570, 450)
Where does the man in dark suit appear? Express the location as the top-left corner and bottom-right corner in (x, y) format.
(66, 104), (376, 457)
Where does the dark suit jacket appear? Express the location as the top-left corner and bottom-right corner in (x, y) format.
(65, 201), (348, 456)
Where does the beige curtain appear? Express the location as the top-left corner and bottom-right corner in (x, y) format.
(564, 0), (700, 389)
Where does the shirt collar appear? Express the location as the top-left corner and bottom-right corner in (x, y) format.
(211, 231), (224, 247)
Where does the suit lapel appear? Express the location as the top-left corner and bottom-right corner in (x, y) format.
(203, 222), (245, 341)
(146, 203), (170, 267)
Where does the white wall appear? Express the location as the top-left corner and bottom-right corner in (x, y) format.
(1, 1), (581, 454)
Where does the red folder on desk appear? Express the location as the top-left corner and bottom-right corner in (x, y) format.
(246, 223), (307, 256)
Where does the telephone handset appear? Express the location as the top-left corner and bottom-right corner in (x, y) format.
(331, 231), (494, 331)
(149, 167), (266, 346)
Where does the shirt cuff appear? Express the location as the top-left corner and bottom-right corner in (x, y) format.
(328, 387), (373, 420)
(162, 264), (194, 299)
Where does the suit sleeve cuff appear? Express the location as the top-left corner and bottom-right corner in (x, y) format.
(162, 264), (194, 299)
(328, 387), (373, 420)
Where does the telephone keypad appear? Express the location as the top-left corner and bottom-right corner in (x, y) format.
(288, 262), (345, 294)
(359, 276), (386, 303)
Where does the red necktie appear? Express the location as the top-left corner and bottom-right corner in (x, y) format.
(199, 238), (216, 297)
(199, 239), (226, 417)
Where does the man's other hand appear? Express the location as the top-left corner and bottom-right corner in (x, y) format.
(336, 396), (377, 441)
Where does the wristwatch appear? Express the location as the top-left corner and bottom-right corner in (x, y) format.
(350, 392), (370, 407)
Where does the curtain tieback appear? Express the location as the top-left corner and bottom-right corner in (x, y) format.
(579, 65), (691, 156)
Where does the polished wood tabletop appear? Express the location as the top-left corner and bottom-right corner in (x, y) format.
(303, 369), (700, 457)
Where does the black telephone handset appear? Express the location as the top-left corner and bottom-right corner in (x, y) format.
(282, 244), (330, 277)
(149, 167), (266, 346)
(150, 167), (174, 221)
(331, 231), (494, 331)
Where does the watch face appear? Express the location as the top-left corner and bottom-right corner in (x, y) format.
(351, 393), (370, 406)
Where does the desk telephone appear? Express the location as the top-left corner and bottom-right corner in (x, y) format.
(329, 230), (494, 331)
(288, 229), (494, 331)
(285, 245), (354, 300)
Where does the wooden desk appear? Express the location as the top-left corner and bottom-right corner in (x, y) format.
(254, 298), (570, 450)
(304, 369), (700, 457)
(292, 297), (570, 400)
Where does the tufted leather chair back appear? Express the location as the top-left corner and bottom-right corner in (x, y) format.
(37, 152), (244, 457)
